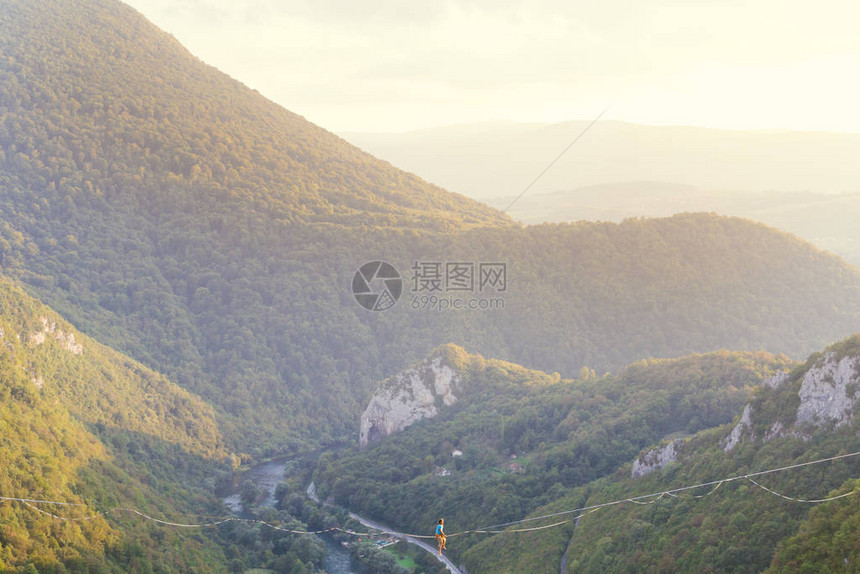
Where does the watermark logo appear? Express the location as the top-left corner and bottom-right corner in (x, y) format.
(411, 261), (507, 293)
(352, 260), (506, 312)
(352, 261), (403, 311)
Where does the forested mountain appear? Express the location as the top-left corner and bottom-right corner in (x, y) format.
(0, 276), (341, 572)
(5, 1), (858, 572)
(0, 278), (233, 571)
(316, 336), (860, 574)
(2, 0), (860, 459)
(488, 182), (860, 267)
(542, 335), (860, 574)
(0, 0), (500, 230)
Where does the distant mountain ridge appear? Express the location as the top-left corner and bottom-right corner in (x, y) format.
(345, 124), (860, 265)
(484, 181), (860, 266)
(343, 121), (860, 200)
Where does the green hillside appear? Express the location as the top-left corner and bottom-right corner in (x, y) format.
(465, 335), (860, 573)
(314, 336), (860, 574)
(0, 276), (340, 572)
(313, 344), (794, 566)
(0, 278), (237, 571)
(767, 477), (860, 572)
(0, 0), (504, 452)
(6, 0), (860, 571)
(2, 0), (860, 458)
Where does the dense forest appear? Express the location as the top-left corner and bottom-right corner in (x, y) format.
(0, 278), (359, 572)
(540, 337), (860, 574)
(0, 279), (233, 571)
(313, 345), (793, 567)
(315, 337), (860, 574)
(2, 0), (859, 457)
(2, 1), (860, 571)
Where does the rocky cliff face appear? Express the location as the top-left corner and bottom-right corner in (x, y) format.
(632, 440), (683, 478)
(30, 316), (84, 355)
(634, 348), (860, 475)
(721, 403), (753, 452)
(723, 351), (860, 451)
(795, 354), (859, 428)
(359, 353), (462, 449)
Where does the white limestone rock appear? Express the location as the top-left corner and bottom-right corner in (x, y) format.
(722, 403), (754, 452)
(29, 316), (83, 355)
(359, 354), (461, 449)
(764, 370), (790, 389)
(723, 353), (860, 451)
(632, 440), (683, 478)
(795, 354), (860, 429)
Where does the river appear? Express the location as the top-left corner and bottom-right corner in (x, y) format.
(222, 458), (287, 513)
(321, 534), (370, 574)
(222, 458), (367, 573)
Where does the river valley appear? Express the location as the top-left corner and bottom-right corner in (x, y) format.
(222, 458), (369, 573)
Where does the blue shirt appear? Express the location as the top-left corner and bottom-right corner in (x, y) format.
(436, 524), (444, 535)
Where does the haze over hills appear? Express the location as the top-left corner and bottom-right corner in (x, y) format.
(2, 0), (860, 458)
(345, 123), (860, 265)
(343, 121), (860, 200)
(492, 182), (860, 266)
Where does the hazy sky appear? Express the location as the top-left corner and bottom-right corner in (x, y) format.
(124, 0), (860, 134)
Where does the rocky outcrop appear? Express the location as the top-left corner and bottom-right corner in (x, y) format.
(29, 316), (83, 355)
(764, 370), (790, 389)
(723, 353), (860, 451)
(632, 440), (683, 478)
(721, 404), (753, 452)
(795, 355), (859, 429)
(722, 371), (796, 451)
(359, 353), (462, 448)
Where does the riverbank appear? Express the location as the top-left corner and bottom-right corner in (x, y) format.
(222, 459), (366, 573)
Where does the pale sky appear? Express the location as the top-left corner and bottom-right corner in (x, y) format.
(124, 0), (860, 134)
